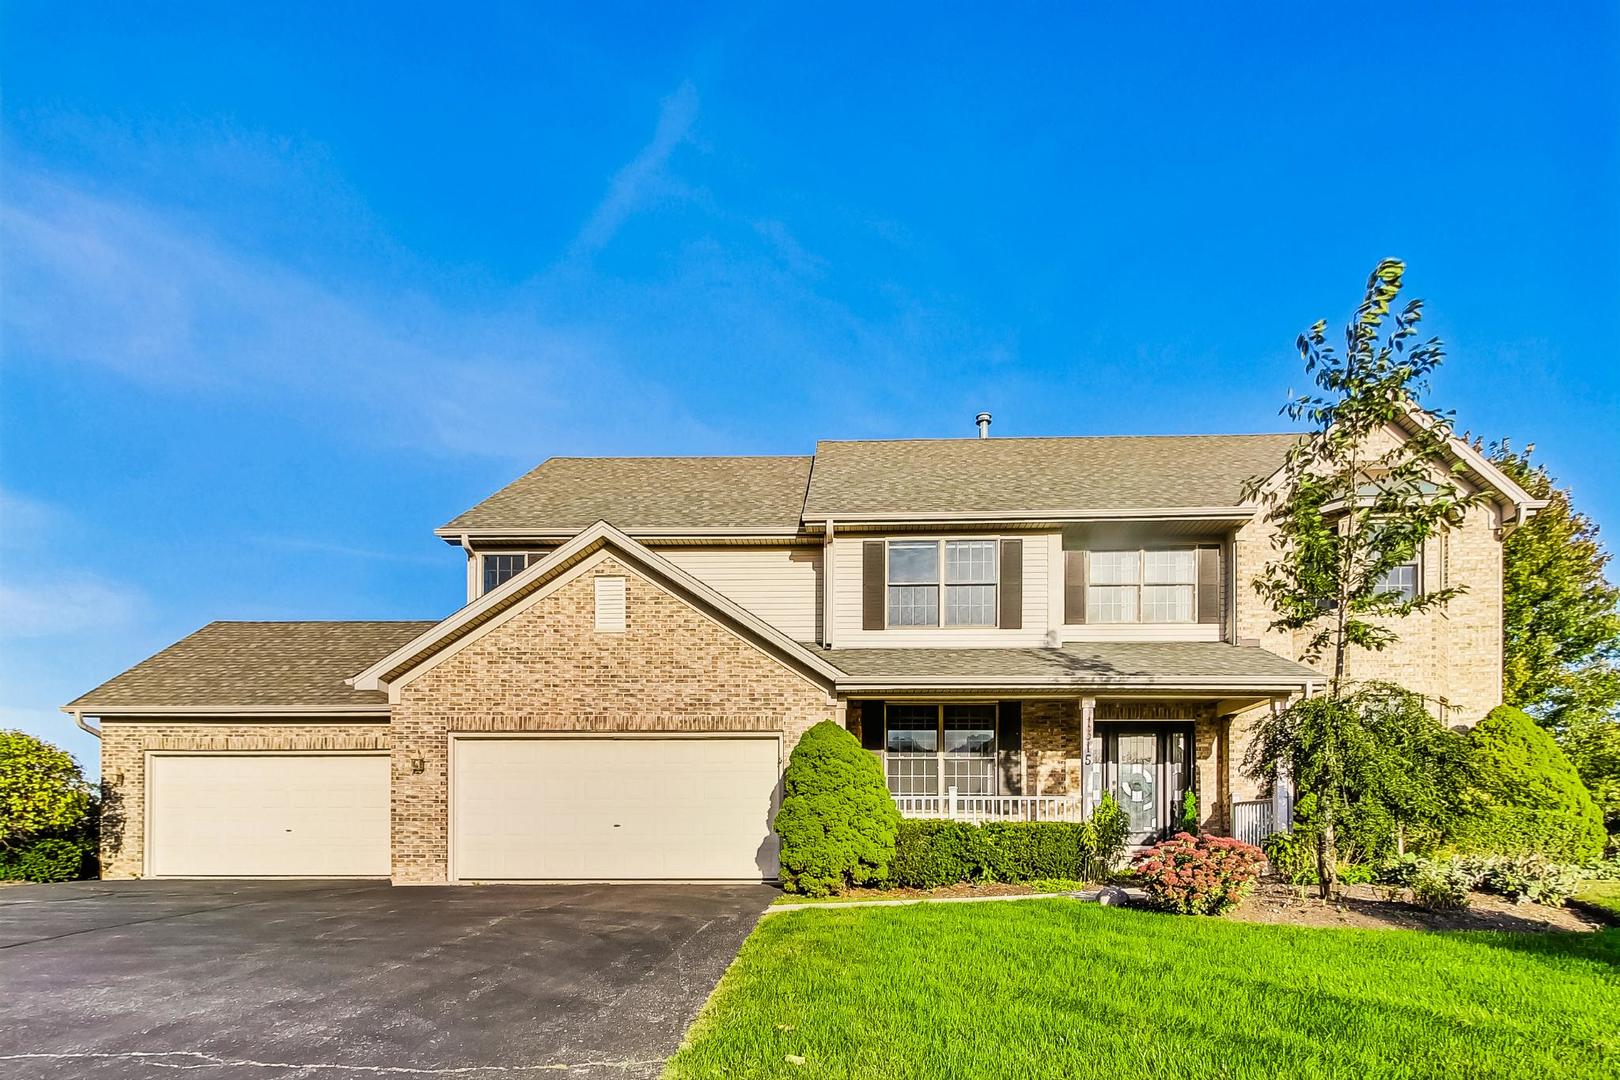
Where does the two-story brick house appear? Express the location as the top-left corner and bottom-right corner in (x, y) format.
(67, 417), (1542, 884)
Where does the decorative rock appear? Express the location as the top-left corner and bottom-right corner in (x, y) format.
(1096, 885), (1131, 907)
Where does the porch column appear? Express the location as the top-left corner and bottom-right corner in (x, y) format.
(1079, 696), (1096, 817)
(1269, 696), (1292, 832)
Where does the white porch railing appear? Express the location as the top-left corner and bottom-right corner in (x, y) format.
(1231, 799), (1275, 847)
(894, 787), (1086, 823)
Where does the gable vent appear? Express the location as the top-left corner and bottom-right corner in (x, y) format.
(594, 576), (626, 632)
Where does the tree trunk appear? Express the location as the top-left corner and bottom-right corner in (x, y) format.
(1316, 811), (1339, 901)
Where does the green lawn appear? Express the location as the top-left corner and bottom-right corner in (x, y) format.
(1577, 880), (1620, 919)
(666, 901), (1618, 1080)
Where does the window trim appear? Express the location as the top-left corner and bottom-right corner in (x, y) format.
(1373, 553), (1422, 601)
(1085, 547), (1198, 625)
(884, 537), (1002, 629)
(479, 552), (541, 596)
(880, 702), (1001, 797)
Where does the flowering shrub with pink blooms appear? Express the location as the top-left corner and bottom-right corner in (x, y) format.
(1133, 833), (1267, 915)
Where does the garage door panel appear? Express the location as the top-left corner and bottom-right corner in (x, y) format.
(453, 737), (780, 881)
(149, 755), (390, 877)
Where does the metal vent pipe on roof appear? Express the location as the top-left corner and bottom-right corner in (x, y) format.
(975, 412), (992, 438)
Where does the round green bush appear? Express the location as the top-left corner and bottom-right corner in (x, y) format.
(1, 837), (89, 883)
(773, 721), (901, 896)
(1452, 705), (1606, 863)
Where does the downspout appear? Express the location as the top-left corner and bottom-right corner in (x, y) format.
(72, 709), (100, 739)
(822, 518), (835, 648)
(460, 533), (477, 603)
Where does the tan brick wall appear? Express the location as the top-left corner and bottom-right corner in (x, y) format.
(97, 719), (391, 878)
(1022, 699), (1080, 795)
(389, 555), (836, 883)
(1235, 481), (1506, 726)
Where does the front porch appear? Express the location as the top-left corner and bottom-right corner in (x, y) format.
(847, 695), (1292, 844)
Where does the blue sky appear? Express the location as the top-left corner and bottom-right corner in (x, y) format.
(3, 3), (1617, 771)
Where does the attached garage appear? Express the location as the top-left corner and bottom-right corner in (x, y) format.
(450, 735), (781, 882)
(147, 753), (391, 878)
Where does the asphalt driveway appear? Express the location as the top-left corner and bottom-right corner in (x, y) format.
(0, 879), (774, 1079)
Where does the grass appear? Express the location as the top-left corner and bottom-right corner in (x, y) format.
(769, 879), (1091, 905)
(665, 900), (1618, 1080)
(1576, 880), (1620, 919)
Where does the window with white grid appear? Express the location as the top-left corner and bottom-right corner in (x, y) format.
(1086, 548), (1196, 623)
(887, 539), (998, 627)
(1374, 559), (1420, 601)
(882, 704), (997, 797)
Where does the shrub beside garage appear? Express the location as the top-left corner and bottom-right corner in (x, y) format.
(1, 729), (98, 883)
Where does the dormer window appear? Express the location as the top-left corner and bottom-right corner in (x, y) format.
(482, 554), (532, 594)
(887, 539), (997, 627)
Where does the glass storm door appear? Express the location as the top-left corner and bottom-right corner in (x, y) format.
(1104, 726), (1195, 844)
(1113, 733), (1159, 842)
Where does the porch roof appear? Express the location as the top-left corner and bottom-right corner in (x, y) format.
(816, 641), (1323, 693)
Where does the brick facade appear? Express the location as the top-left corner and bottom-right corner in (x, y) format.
(97, 719), (391, 878)
(388, 555), (836, 883)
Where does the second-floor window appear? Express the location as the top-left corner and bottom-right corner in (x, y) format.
(888, 539), (998, 627)
(1087, 549), (1196, 623)
(482, 554), (531, 594)
(1374, 557), (1421, 601)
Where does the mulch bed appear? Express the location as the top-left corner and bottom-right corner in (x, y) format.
(1230, 880), (1609, 933)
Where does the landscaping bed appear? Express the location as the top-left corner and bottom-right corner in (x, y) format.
(666, 900), (1619, 1080)
(1232, 880), (1608, 933)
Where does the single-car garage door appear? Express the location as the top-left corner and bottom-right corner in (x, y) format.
(147, 754), (390, 877)
(452, 736), (780, 881)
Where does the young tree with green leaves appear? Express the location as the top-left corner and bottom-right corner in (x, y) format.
(1244, 259), (1487, 897)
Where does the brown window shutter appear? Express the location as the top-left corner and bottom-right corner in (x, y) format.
(862, 541), (886, 630)
(1197, 545), (1222, 625)
(859, 701), (885, 751)
(1064, 550), (1087, 624)
(997, 701), (1023, 750)
(998, 539), (1023, 629)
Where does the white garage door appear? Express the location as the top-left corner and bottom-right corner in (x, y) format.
(452, 736), (780, 881)
(148, 754), (390, 877)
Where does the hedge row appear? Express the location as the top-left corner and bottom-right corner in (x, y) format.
(892, 819), (1114, 888)
(0, 837), (91, 883)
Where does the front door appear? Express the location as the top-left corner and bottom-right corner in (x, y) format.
(1103, 726), (1193, 844)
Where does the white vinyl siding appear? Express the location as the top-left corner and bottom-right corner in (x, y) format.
(832, 534), (1050, 646)
(658, 546), (823, 640)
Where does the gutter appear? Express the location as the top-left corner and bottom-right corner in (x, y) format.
(832, 675), (1325, 693)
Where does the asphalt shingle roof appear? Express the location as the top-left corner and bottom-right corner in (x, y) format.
(803, 434), (1300, 518)
(440, 456), (815, 533)
(816, 641), (1320, 685)
(66, 621), (436, 711)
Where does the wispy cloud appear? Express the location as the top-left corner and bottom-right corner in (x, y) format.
(570, 80), (701, 257)
(0, 578), (144, 639)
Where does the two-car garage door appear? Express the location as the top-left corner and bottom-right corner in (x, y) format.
(451, 736), (781, 881)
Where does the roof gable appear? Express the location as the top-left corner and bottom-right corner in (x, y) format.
(354, 521), (841, 695)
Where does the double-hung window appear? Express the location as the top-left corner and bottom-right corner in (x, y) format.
(1087, 548), (1196, 623)
(883, 703), (998, 796)
(887, 539), (998, 627)
(1374, 557), (1421, 601)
